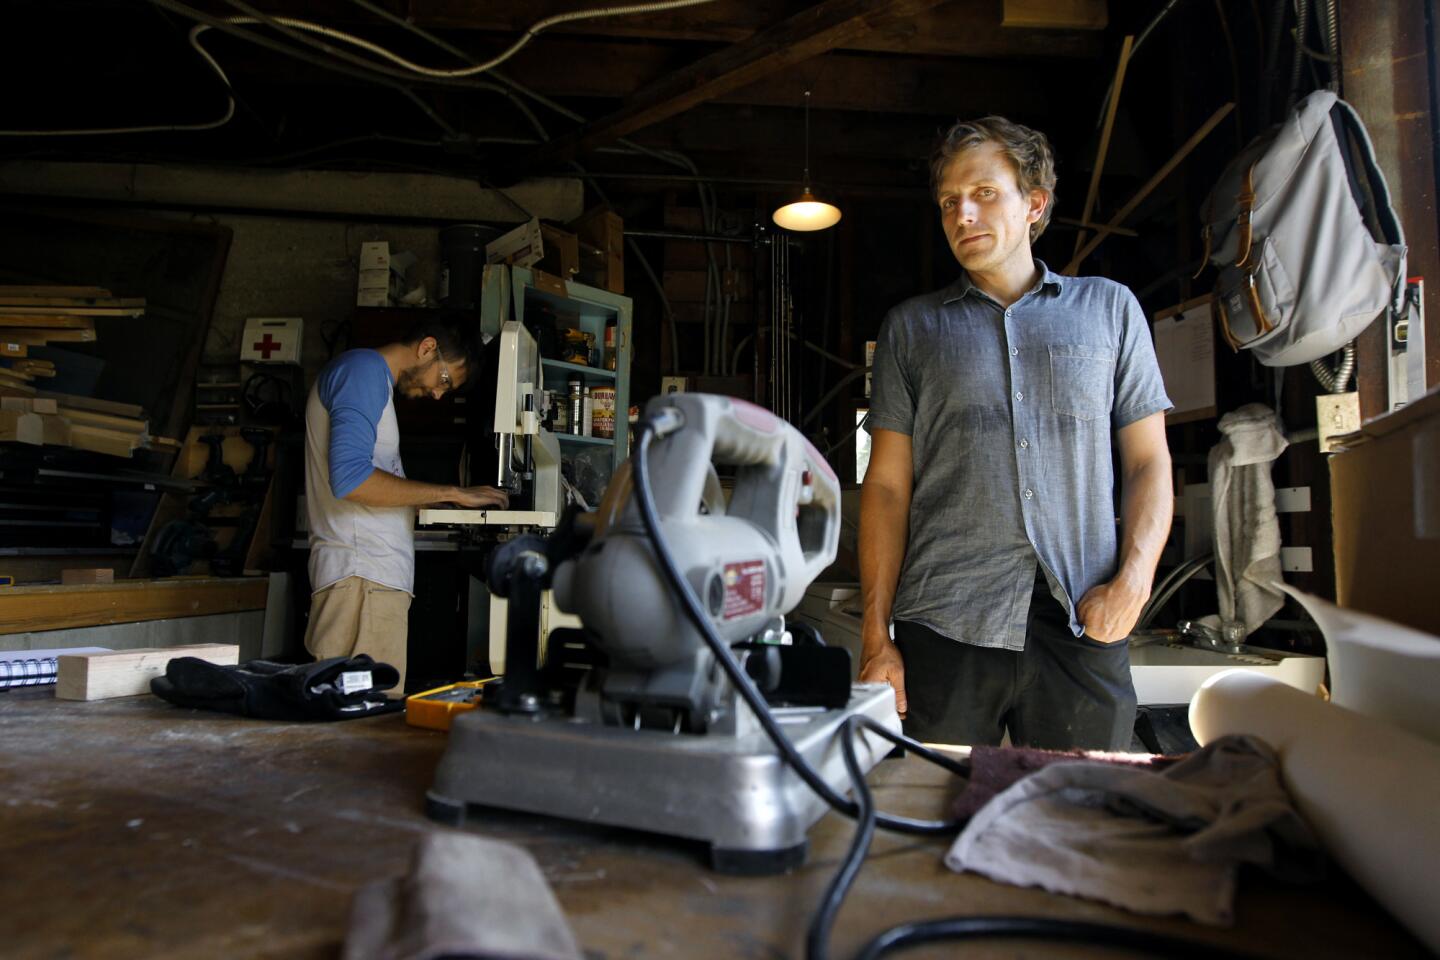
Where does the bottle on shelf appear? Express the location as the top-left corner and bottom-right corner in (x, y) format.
(603, 319), (618, 371)
(567, 379), (585, 436)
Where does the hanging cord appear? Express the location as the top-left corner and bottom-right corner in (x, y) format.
(1288, 0), (1312, 109)
(1309, 342), (1356, 393)
(0, 22), (234, 136)
(1320, 0), (1341, 89)
(182, 0), (721, 84)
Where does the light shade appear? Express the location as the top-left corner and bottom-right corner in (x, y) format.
(772, 188), (842, 231)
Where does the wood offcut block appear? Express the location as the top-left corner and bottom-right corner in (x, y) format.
(61, 568), (115, 585)
(56, 643), (239, 701)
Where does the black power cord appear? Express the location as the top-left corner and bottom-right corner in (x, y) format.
(629, 416), (1267, 960)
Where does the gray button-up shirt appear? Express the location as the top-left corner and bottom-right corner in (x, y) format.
(868, 261), (1171, 650)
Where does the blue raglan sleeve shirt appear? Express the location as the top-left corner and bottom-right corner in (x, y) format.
(316, 349), (393, 499)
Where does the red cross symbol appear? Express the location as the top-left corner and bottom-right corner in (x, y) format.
(252, 333), (282, 359)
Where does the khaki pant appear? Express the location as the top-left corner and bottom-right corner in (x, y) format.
(304, 576), (413, 692)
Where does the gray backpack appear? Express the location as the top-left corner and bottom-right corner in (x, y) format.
(1200, 90), (1406, 367)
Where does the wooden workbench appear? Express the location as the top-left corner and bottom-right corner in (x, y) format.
(0, 688), (1425, 960)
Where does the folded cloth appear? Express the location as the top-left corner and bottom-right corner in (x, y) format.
(344, 832), (583, 960)
(945, 734), (1323, 926)
(150, 654), (403, 721)
(951, 746), (1176, 821)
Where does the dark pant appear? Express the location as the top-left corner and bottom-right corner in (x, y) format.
(894, 574), (1137, 750)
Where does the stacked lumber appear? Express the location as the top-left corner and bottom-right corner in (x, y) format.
(0, 286), (178, 458)
(0, 285), (142, 374)
(0, 392), (177, 458)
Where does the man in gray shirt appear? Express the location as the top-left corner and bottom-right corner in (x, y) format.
(860, 117), (1173, 750)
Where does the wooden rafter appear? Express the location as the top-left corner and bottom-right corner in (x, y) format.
(517, 0), (949, 170)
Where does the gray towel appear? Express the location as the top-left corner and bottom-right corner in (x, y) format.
(344, 832), (584, 960)
(944, 735), (1323, 926)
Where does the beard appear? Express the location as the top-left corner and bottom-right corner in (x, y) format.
(395, 365), (428, 399)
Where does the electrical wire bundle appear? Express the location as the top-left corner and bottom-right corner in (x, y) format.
(630, 410), (1265, 960)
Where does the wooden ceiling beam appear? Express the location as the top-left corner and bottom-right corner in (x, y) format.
(500, 41), (1052, 116)
(406, 0), (1102, 58)
(517, 0), (949, 170)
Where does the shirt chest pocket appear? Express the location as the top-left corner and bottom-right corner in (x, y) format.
(1048, 344), (1115, 422)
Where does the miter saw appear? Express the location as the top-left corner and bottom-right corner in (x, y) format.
(425, 393), (901, 873)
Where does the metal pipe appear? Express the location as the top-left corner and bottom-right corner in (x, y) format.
(624, 229), (755, 244)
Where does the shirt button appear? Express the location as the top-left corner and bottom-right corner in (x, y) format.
(1010, 347), (1019, 356)
(1024, 488), (1034, 500)
(1005, 310), (1013, 318)
(1015, 391), (1024, 401)
(1019, 438), (1029, 448)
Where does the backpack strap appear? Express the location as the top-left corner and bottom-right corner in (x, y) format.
(1234, 163), (1259, 269)
(1244, 271), (1276, 336)
(1213, 296), (1241, 352)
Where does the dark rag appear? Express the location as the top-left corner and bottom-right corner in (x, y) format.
(344, 832), (583, 960)
(150, 654), (402, 721)
(952, 745), (1176, 821)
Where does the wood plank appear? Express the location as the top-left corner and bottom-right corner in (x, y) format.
(68, 424), (140, 458)
(1071, 34), (1133, 262)
(0, 314), (109, 329)
(58, 406), (148, 435)
(1002, 0), (1107, 29)
(0, 285), (112, 298)
(0, 577), (268, 635)
(35, 390), (145, 419)
(502, 40), (1050, 116)
(3, 326), (97, 345)
(55, 644), (240, 701)
(409, 0), (1103, 58)
(0, 305), (143, 317)
(61, 568), (116, 585)
(1, 397), (58, 414)
(522, 0), (947, 168)
(1063, 102), (1235, 274)
(0, 296), (144, 309)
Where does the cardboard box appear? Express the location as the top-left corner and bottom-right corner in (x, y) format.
(356, 289), (391, 308)
(358, 241), (391, 271)
(486, 218), (544, 267)
(570, 207), (624, 293)
(357, 267), (391, 292)
(1330, 386), (1440, 635)
(537, 223), (579, 280)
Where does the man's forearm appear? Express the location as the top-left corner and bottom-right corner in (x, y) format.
(343, 469), (462, 508)
(1115, 459), (1173, 588)
(859, 483), (910, 651)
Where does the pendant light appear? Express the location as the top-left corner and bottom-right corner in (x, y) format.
(772, 90), (842, 231)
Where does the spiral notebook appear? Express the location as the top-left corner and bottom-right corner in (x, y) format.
(0, 648), (111, 688)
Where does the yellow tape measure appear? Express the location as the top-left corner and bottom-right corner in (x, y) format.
(404, 679), (494, 731)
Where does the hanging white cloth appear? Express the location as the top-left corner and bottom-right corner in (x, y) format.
(1203, 403), (1289, 636)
